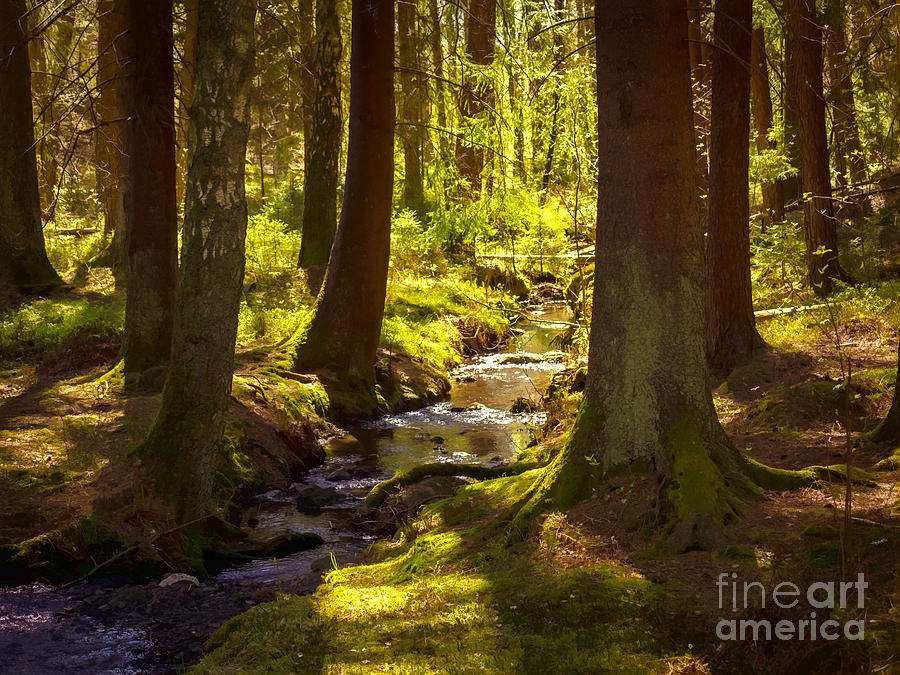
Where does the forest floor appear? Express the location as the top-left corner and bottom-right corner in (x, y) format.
(195, 283), (900, 674)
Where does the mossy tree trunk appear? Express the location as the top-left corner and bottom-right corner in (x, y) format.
(511, 0), (754, 551)
(790, 0), (850, 295)
(297, 0), (343, 292)
(455, 0), (495, 193)
(0, 0), (63, 299)
(120, 0), (178, 387)
(706, 0), (764, 375)
(292, 0), (394, 388)
(750, 26), (785, 231)
(138, 0), (256, 522)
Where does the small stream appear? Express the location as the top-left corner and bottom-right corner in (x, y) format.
(0, 305), (570, 674)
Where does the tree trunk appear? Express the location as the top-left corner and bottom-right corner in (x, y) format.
(870, 332), (900, 446)
(293, 0), (394, 388)
(0, 0), (63, 299)
(297, 0), (343, 291)
(120, 0), (178, 386)
(823, 0), (865, 189)
(783, 1), (803, 205)
(397, 0), (427, 218)
(688, 0), (711, 204)
(427, 0), (450, 172)
(138, 0), (256, 522)
(455, 0), (495, 193)
(750, 26), (785, 230)
(513, 0), (753, 551)
(95, 0), (126, 277)
(539, 0), (564, 203)
(175, 0), (199, 207)
(790, 0), (849, 295)
(706, 0), (764, 375)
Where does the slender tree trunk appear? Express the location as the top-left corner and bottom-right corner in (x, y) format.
(823, 0), (865, 189)
(175, 0), (199, 207)
(539, 0), (564, 203)
(750, 26), (785, 230)
(688, 0), (711, 203)
(513, 0), (754, 551)
(298, 0), (343, 291)
(783, 1), (804, 205)
(293, 0), (395, 388)
(398, 0), (427, 217)
(427, 0), (449, 171)
(120, 0), (178, 387)
(138, 0), (256, 522)
(94, 0), (126, 277)
(706, 0), (764, 375)
(790, 0), (849, 294)
(455, 0), (495, 193)
(0, 0), (63, 299)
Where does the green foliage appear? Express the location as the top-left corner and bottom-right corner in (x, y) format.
(0, 298), (122, 362)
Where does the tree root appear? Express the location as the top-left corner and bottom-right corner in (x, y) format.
(739, 457), (877, 490)
(364, 460), (545, 508)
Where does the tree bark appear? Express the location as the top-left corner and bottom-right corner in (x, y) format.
(706, 0), (764, 375)
(120, 0), (178, 386)
(750, 26), (785, 230)
(783, 1), (803, 204)
(398, 0), (427, 217)
(513, 0), (754, 551)
(823, 0), (865, 189)
(688, 0), (711, 204)
(95, 0), (126, 276)
(455, 0), (495, 193)
(0, 0), (63, 299)
(138, 0), (256, 522)
(297, 0), (343, 292)
(175, 0), (199, 207)
(292, 0), (394, 388)
(789, 0), (849, 295)
(427, 0), (450, 171)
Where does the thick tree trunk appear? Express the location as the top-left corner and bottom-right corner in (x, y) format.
(455, 0), (495, 192)
(95, 0), (126, 276)
(750, 26), (785, 230)
(120, 0), (178, 386)
(292, 0), (394, 387)
(398, 0), (427, 217)
(0, 0), (63, 299)
(790, 0), (849, 295)
(297, 0), (343, 291)
(138, 0), (256, 522)
(823, 0), (865, 189)
(706, 0), (764, 375)
(514, 0), (752, 551)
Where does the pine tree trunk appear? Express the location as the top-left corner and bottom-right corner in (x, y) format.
(427, 0), (450, 171)
(0, 0), (63, 299)
(823, 0), (865, 189)
(790, 0), (849, 295)
(688, 0), (711, 204)
(750, 26), (785, 230)
(138, 0), (256, 522)
(516, 0), (752, 551)
(398, 0), (427, 218)
(120, 0), (178, 387)
(95, 0), (126, 276)
(706, 0), (764, 375)
(298, 0), (343, 291)
(293, 0), (394, 388)
(455, 0), (495, 193)
(783, 3), (803, 205)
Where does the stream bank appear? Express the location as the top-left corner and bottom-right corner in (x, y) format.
(0, 304), (572, 673)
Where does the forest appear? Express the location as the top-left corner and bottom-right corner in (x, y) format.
(0, 0), (898, 671)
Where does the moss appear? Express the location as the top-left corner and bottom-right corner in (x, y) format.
(195, 471), (700, 674)
(874, 447), (900, 470)
(741, 457), (876, 490)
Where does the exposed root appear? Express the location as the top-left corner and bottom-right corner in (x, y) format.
(365, 460), (545, 508)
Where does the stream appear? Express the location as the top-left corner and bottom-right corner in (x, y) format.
(0, 305), (570, 674)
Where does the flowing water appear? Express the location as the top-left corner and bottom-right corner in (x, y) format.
(0, 305), (570, 674)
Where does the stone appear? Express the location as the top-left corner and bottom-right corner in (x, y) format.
(159, 573), (200, 589)
(295, 484), (342, 513)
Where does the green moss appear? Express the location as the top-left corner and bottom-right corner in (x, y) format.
(196, 471), (699, 674)
(874, 447), (900, 470)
